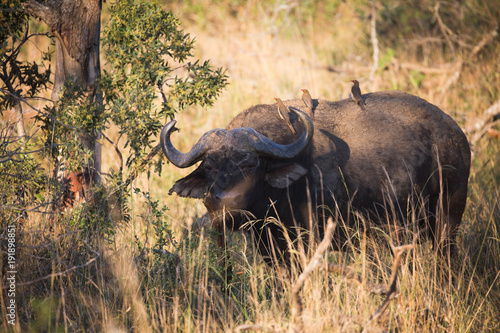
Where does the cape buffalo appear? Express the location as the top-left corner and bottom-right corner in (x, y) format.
(160, 91), (471, 263)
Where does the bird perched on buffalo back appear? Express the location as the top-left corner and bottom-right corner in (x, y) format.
(300, 89), (315, 120)
(274, 98), (296, 134)
(351, 80), (367, 111)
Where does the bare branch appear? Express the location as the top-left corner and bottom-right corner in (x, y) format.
(469, 28), (498, 59)
(102, 132), (123, 174)
(433, 2), (456, 54)
(438, 27), (498, 105)
(291, 217), (336, 331)
(0, 88), (94, 144)
(124, 143), (161, 186)
(321, 261), (393, 296)
(157, 81), (169, 105)
(23, 0), (60, 31)
(466, 98), (500, 133)
(465, 98), (500, 147)
(0, 202), (56, 214)
(437, 60), (462, 105)
(9, 254), (100, 288)
(470, 119), (500, 148)
(363, 244), (413, 330)
(369, 0), (379, 91)
(17, 231), (79, 249)
(3, 21), (30, 64)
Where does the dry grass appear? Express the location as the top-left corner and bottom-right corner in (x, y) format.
(2, 0), (500, 332)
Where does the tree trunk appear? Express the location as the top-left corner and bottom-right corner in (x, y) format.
(14, 102), (25, 141)
(24, 0), (102, 207)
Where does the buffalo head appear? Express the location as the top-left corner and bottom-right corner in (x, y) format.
(160, 107), (314, 228)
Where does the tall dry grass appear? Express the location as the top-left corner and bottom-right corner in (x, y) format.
(2, 0), (499, 332)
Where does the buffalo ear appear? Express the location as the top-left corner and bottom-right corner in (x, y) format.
(169, 167), (207, 198)
(264, 163), (308, 188)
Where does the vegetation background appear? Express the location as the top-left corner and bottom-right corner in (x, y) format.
(1, 0), (499, 332)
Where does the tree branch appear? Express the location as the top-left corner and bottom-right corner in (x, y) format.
(291, 217), (336, 331)
(363, 245), (413, 331)
(123, 144), (162, 187)
(437, 27), (498, 105)
(433, 2), (456, 54)
(469, 28), (498, 60)
(1, 88), (91, 142)
(369, 0), (379, 91)
(7, 254), (99, 288)
(465, 98), (500, 147)
(23, 0), (60, 31)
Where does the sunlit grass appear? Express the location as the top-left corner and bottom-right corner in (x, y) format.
(2, 0), (500, 332)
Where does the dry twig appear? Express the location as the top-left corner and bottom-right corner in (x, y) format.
(291, 217), (336, 332)
(13, 254), (100, 288)
(369, 0), (379, 91)
(469, 28), (499, 60)
(433, 2), (456, 54)
(465, 98), (500, 147)
(321, 260), (406, 296)
(438, 27), (498, 104)
(124, 143), (162, 186)
(363, 244), (414, 331)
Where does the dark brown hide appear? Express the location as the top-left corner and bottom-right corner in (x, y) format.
(164, 91), (471, 259)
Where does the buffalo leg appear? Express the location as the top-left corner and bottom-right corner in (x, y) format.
(439, 189), (468, 259)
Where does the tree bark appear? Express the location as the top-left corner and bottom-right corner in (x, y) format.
(14, 102), (25, 141)
(24, 0), (102, 207)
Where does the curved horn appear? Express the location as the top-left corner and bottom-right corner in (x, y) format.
(160, 120), (226, 168)
(161, 107), (313, 166)
(234, 106), (314, 159)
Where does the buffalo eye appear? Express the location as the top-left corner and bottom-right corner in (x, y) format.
(238, 154), (259, 172)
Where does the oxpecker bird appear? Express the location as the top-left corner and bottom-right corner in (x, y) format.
(351, 80), (367, 111)
(301, 89), (315, 120)
(274, 98), (296, 134)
